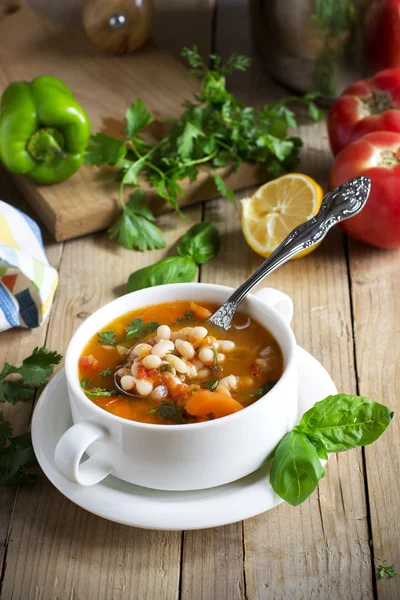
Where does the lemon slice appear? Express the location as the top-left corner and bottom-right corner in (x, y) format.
(241, 173), (324, 259)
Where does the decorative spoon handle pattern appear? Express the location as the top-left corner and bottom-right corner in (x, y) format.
(209, 176), (371, 330)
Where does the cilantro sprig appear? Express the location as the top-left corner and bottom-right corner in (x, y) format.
(85, 45), (322, 251)
(0, 347), (62, 486)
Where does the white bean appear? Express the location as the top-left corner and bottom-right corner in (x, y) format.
(196, 368), (210, 379)
(120, 375), (136, 391)
(216, 384), (231, 397)
(151, 340), (174, 358)
(192, 358), (204, 369)
(217, 353), (225, 363)
(150, 384), (168, 401)
(166, 354), (188, 374)
(142, 354), (162, 369)
(186, 364), (198, 378)
(136, 379), (153, 396)
(133, 343), (152, 358)
(189, 326), (208, 341)
(157, 325), (171, 340)
(219, 375), (237, 390)
(198, 346), (214, 365)
(216, 340), (235, 352)
(179, 327), (193, 337)
(175, 338), (195, 360)
(171, 331), (185, 342)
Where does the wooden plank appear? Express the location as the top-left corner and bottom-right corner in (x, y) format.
(349, 241), (400, 599)
(0, 172), (64, 570)
(181, 524), (245, 600)
(0, 205), (202, 600)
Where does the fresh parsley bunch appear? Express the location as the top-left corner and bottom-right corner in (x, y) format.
(0, 347), (62, 485)
(84, 45), (322, 251)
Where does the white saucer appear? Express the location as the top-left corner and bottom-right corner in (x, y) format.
(32, 346), (337, 530)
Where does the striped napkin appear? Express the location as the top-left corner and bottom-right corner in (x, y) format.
(0, 201), (58, 331)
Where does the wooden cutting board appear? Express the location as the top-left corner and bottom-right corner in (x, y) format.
(0, 4), (266, 241)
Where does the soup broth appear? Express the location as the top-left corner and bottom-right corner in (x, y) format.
(78, 300), (284, 425)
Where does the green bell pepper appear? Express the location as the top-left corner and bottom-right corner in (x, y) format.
(0, 75), (90, 185)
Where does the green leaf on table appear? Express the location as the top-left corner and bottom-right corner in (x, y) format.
(84, 133), (127, 166)
(214, 173), (235, 203)
(0, 381), (34, 404)
(298, 394), (394, 452)
(377, 565), (398, 579)
(270, 430), (325, 506)
(126, 98), (153, 138)
(177, 222), (220, 265)
(0, 347), (62, 389)
(107, 191), (166, 251)
(0, 426), (38, 487)
(177, 122), (204, 159)
(127, 256), (197, 293)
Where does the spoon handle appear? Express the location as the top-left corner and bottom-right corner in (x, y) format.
(209, 176), (371, 330)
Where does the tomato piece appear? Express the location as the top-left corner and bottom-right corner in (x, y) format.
(329, 131), (400, 248)
(135, 365), (148, 380)
(185, 390), (243, 419)
(364, 1), (400, 72)
(327, 68), (400, 155)
(79, 354), (99, 373)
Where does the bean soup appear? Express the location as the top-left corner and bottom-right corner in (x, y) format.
(78, 300), (283, 425)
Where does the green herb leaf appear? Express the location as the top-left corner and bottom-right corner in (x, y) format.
(97, 330), (116, 345)
(108, 191), (166, 252)
(213, 173), (235, 203)
(151, 400), (186, 424)
(160, 363), (174, 373)
(125, 319), (159, 340)
(0, 347), (62, 390)
(298, 394), (394, 452)
(0, 427), (38, 487)
(177, 222), (220, 265)
(84, 133), (127, 166)
(176, 310), (196, 324)
(127, 256), (197, 293)
(377, 565), (398, 579)
(0, 381), (35, 404)
(202, 378), (218, 391)
(249, 379), (277, 399)
(270, 430), (325, 506)
(126, 98), (153, 138)
(80, 381), (115, 398)
(177, 122), (204, 159)
(100, 366), (112, 378)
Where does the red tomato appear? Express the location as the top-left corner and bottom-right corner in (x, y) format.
(327, 68), (400, 155)
(135, 365), (148, 380)
(79, 354), (99, 373)
(329, 131), (400, 248)
(364, 0), (400, 72)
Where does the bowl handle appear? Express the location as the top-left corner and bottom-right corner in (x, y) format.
(54, 421), (113, 486)
(253, 288), (293, 325)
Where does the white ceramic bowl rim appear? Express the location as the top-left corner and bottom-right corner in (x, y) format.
(65, 283), (297, 431)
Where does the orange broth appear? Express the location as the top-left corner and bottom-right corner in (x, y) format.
(78, 300), (283, 425)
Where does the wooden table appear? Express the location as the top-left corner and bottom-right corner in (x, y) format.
(1, 1), (399, 598)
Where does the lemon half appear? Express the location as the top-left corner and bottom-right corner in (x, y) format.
(241, 173), (324, 259)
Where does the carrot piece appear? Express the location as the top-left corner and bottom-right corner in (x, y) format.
(79, 354), (99, 373)
(190, 302), (212, 320)
(185, 390), (243, 419)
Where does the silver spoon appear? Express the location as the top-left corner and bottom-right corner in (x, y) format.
(208, 176), (371, 331)
(113, 364), (141, 398)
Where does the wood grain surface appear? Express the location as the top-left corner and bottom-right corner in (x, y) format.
(0, 1), (399, 599)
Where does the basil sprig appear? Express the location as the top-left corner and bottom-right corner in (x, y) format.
(270, 394), (393, 506)
(127, 221), (220, 292)
(177, 222), (220, 265)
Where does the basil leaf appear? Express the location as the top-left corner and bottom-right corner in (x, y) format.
(298, 394), (394, 452)
(177, 222), (220, 265)
(270, 430), (325, 506)
(127, 256), (197, 293)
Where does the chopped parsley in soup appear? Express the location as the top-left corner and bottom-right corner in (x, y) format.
(78, 301), (283, 424)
